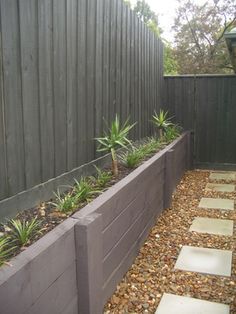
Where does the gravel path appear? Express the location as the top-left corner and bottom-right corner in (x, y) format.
(104, 170), (236, 313)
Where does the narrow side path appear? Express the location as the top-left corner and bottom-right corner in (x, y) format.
(104, 170), (236, 313)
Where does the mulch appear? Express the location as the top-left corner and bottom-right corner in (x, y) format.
(104, 170), (236, 313)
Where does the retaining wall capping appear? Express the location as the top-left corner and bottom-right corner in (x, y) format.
(0, 132), (192, 314)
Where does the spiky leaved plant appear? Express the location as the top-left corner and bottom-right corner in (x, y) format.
(7, 217), (42, 247)
(0, 236), (14, 266)
(51, 190), (77, 213)
(152, 109), (173, 139)
(94, 166), (112, 189)
(95, 115), (136, 176)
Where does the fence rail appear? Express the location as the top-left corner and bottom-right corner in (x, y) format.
(164, 75), (236, 168)
(0, 0), (163, 201)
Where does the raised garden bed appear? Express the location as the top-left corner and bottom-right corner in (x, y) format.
(0, 132), (192, 314)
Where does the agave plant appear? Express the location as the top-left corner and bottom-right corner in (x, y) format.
(152, 109), (173, 139)
(7, 217), (42, 247)
(95, 115), (136, 176)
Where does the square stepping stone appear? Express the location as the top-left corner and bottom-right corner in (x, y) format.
(155, 293), (229, 314)
(209, 172), (235, 181)
(205, 183), (235, 193)
(189, 217), (233, 236)
(198, 197), (234, 210)
(174, 246), (232, 276)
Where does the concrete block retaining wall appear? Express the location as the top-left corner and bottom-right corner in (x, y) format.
(0, 132), (191, 314)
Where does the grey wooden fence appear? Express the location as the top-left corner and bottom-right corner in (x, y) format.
(0, 0), (163, 201)
(164, 74), (236, 169)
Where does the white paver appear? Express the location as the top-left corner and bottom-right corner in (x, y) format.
(189, 217), (233, 236)
(209, 172), (235, 181)
(205, 183), (235, 193)
(174, 246), (232, 276)
(155, 293), (229, 314)
(198, 197), (234, 210)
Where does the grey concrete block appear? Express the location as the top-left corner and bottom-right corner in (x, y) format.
(75, 213), (103, 314)
(27, 263), (77, 314)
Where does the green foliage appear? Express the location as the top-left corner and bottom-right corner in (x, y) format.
(163, 125), (182, 143)
(95, 115), (136, 175)
(134, 0), (162, 36)
(120, 137), (162, 168)
(120, 146), (144, 168)
(173, 0), (236, 74)
(140, 137), (161, 155)
(163, 42), (179, 75)
(152, 110), (173, 138)
(8, 217), (42, 247)
(0, 236), (13, 266)
(123, 0), (131, 7)
(96, 115), (135, 160)
(73, 177), (100, 203)
(51, 190), (77, 213)
(94, 166), (112, 188)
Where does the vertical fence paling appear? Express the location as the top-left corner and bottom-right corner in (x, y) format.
(164, 75), (236, 167)
(0, 0), (163, 201)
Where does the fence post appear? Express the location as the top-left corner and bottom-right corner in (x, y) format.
(186, 131), (194, 170)
(75, 213), (103, 314)
(164, 149), (175, 209)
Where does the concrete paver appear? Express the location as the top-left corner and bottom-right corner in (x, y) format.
(155, 293), (229, 314)
(198, 197), (234, 210)
(205, 183), (235, 193)
(174, 246), (232, 277)
(209, 172), (235, 181)
(189, 217), (233, 236)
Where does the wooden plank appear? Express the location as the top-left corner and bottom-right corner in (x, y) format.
(137, 19), (142, 138)
(115, 0), (122, 123)
(94, 0), (104, 151)
(109, 0), (117, 122)
(126, 6), (131, 120)
(66, 0), (78, 170)
(140, 22), (145, 137)
(120, 2), (127, 122)
(134, 14), (139, 138)
(38, 0), (55, 182)
(0, 0), (25, 196)
(19, 0), (41, 189)
(53, 0), (67, 176)
(77, 0), (88, 165)
(102, 0), (111, 126)
(0, 13), (7, 199)
(129, 10), (135, 139)
(86, 0), (96, 160)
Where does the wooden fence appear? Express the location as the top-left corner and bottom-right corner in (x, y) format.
(164, 75), (236, 169)
(0, 0), (163, 201)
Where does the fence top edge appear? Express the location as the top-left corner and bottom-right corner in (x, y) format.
(164, 74), (236, 78)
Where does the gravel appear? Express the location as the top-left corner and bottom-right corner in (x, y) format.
(104, 170), (236, 313)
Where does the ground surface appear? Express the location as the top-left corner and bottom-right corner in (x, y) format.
(104, 170), (236, 313)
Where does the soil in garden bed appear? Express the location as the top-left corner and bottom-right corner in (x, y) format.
(104, 170), (236, 313)
(0, 141), (169, 261)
